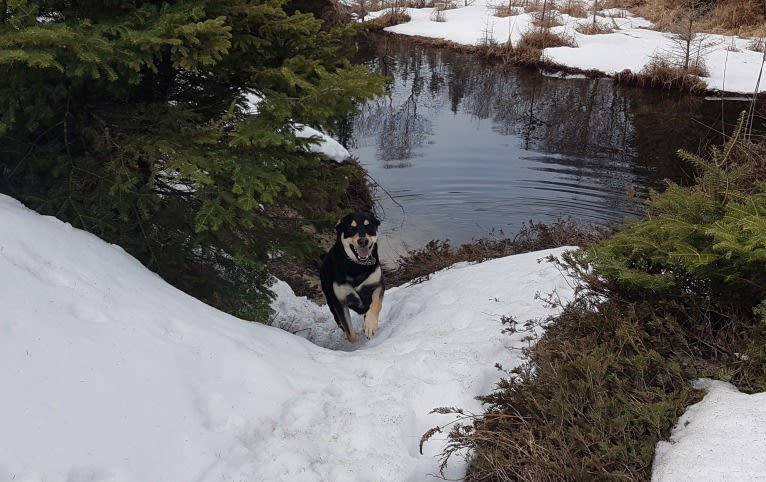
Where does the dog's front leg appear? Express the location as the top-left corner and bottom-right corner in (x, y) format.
(329, 301), (357, 343)
(331, 283), (359, 342)
(363, 286), (384, 339)
(341, 305), (357, 343)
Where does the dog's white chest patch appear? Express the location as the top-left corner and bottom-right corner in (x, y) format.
(355, 266), (382, 290)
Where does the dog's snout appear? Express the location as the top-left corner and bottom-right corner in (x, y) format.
(357, 237), (369, 248)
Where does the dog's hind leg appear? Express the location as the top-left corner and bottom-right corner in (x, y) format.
(363, 286), (384, 339)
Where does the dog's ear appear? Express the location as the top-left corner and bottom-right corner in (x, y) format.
(373, 215), (381, 227)
(336, 213), (352, 234)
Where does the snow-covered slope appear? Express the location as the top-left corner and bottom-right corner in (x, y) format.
(3, 192), (761, 481)
(0, 194), (574, 481)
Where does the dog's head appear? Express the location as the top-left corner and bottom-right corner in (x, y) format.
(336, 212), (380, 265)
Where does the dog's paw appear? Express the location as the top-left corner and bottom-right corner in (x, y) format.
(346, 331), (358, 343)
(363, 320), (378, 339)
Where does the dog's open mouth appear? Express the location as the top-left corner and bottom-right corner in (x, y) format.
(351, 245), (372, 262)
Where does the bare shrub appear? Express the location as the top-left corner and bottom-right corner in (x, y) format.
(430, 8), (446, 21)
(748, 38), (766, 53)
(532, 11), (563, 29)
(430, 1), (456, 21)
(522, 0), (546, 14)
(725, 36), (740, 52)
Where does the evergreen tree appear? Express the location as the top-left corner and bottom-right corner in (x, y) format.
(0, 0), (385, 320)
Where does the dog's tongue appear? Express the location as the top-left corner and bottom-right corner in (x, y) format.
(357, 246), (372, 259)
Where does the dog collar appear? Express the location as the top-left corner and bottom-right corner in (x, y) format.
(350, 254), (377, 266)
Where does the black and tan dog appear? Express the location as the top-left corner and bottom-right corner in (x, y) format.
(320, 212), (384, 343)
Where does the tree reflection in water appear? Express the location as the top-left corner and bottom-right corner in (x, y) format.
(348, 35), (751, 256)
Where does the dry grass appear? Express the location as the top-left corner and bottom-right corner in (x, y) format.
(748, 37), (766, 53)
(603, 0), (644, 7)
(430, 8), (447, 21)
(559, 0), (588, 17)
(514, 29), (576, 63)
(385, 220), (609, 288)
(632, 0), (766, 36)
(705, 0), (766, 33)
(430, 1), (456, 21)
(532, 11), (564, 29)
(366, 9), (412, 28)
(479, 39), (516, 62)
(493, 4), (521, 17)
(575, 20), (614, 34)
(521, 0), (546, 14)
(615, 55), (709, 94)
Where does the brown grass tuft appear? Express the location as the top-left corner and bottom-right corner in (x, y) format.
(615, 55), (709, 94)
(748, 38), (766, 53)
(707, 0), (766, 33)
(532, 11), (564, 29)
(575, 20), (614, 34)
(632, 0), (766, 36)
(514, 29), (576, 64)
(560, 0), (588, 18)
(366, 9), (412, 29)
(493, 4), (521, 18)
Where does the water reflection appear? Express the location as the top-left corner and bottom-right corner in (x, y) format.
(349, 35), (748, 258)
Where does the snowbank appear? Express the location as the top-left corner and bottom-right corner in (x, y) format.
(653, 379), (766, 481)
(0, 194), (573, 481)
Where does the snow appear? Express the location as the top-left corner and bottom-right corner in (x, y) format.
(4, 3), (766, 476)
(652, 379), (766, 481)
(369, 0), (766, 94)
(295, 124), (351, 162)
(361, 5), (766, 474)
(0, 193), (573, 481)
(244, 90), (351, 162)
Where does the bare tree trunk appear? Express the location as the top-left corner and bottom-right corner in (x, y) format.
(592, 0), (598, 29)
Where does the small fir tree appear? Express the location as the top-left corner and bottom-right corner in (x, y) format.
(0, 0), (385, 320)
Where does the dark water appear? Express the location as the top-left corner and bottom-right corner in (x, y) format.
(347, 36), (751, 259)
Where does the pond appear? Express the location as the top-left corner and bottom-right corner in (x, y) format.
(346, 35), (751, 261)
